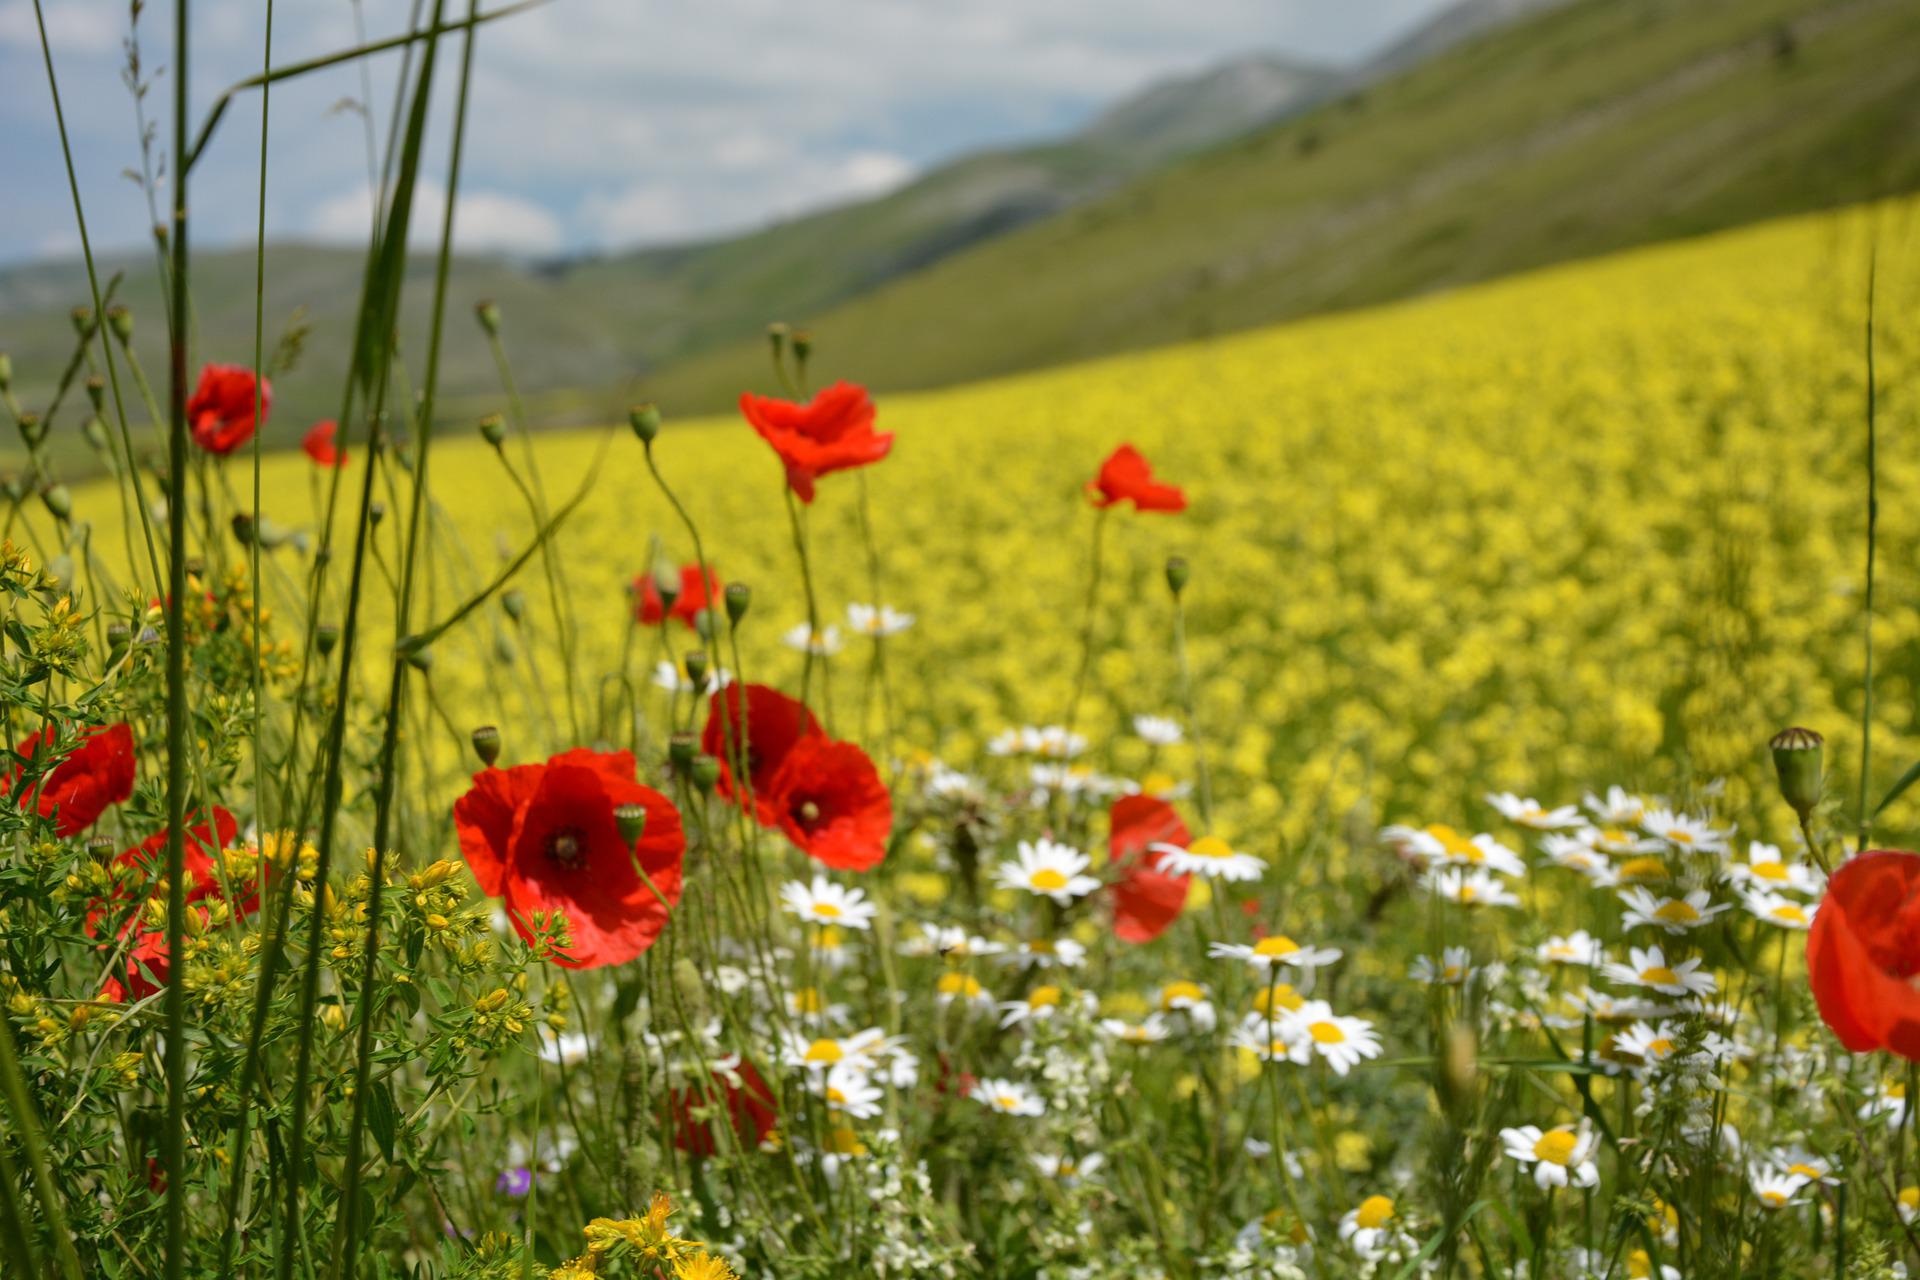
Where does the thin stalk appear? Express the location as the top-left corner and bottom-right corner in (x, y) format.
(1858, 246), (1878, 855)
(0, 1016), (84, 1280)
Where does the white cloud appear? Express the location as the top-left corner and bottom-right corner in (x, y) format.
(0, 0), (120, 55)
(309, 179), (564, 256)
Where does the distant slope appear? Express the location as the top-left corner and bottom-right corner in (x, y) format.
(0, 53), (1337, 449)
(636, 0), (1920, 412)
(1361, 0), (1576, 80)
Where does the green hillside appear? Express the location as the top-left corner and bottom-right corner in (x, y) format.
(639, 0), (1920, 410)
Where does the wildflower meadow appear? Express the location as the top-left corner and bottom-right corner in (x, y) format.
(6, 3), (1920, 1279)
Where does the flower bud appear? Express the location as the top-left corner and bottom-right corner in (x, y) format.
(690, 754), (721, 794)
(83, 416), (109, 451)
(315, 623), (341, 656)
(1770, 727), (1824, 820)
(724, 582), (751, 625)
(501, 588), (526, 622)
(17, 412), (45, 448)
(472, 725), (502, 767)
(475, 300), (501, 335)
(1165, 556), (1190, 596)
(88, 834), (116, 865)
(478, 413), (506, 447)
(683, 649), (709, 687)
(668, 734), (698, 772)
(40, 484), (71, 521)
(792, 329), (812, 365)
(628, 403), (661, 445)
(107, 306), (133, 343)
(368, 500), (386, 527)
(231, 513), (258, 546)
(85, 375), (104, 411)
(614, 802), (648, 848)
(71, 306), (93, 335)
(106, 620), (132, 659)
(767, 322), (789, 360)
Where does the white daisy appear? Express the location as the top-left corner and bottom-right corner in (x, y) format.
(780, 623), (844, 656)
(1748, 1165), (1812, 1211)
(998, 937), (1088, 970)
(987, 724), (1085, 759)
(1486, 792), (1582, 829)
(1229, 1010), (1311, 1065)
(971, 1077), (1045, 1117)
(1423, 867), (1521, 908)
(1742, 889), (1818, 931)
(1536, 931), (1603, 966)
(1722, 842), (1823, 895)
(1031, 1151), (1105, 1186)
(1611, 1019), (1688, 1071)
(1157, 980), (1218, 1033)
(1640, 808), (1731, 855)
(1499, 1122), (1600, 1189)
(1861, 1082), (1909, 1129)
(933, 971), (995, 1010)
(1770, 1147), (1841, 1186)
(998, 983), (1070, 1029)
(1404, 824), (1528, 876)
(1409, 946), (1477, 985)
(1209, 932), (1343, 970)
(811, 1062), (884, 1119)
(1337, 1196), (1399, 1260)
(780, 875), (878, 930)
(1288, 1000), (1382, 1076)
(1583, 785), (1646, 825)
(1602, 945), (1716, 997)
(1151, 834), (1267, 881)
(846, 602), (914, 636)
(651, 658), (733, 695)
(899, 925), (1005, 958)
(1100, 1013), (1171, 1045)
(1582, 824), (1665, 856)
(785, 985), (851, 1025)
(1132, 714), (1184, 745)
(993, 838), (1100, 905)
(779, 1027), (892, 1073)
(537, 1030), (595, 1066)
(1539, 834), (1618, 880)
(1618, 886), (1730, 934)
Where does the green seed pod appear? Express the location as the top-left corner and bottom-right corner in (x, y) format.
(106, 306), (133, 343)
(667, 734), (698, 773)
(1165, 556), (1190, 596)
(471, 725), (502, 767)
(767, 322), (789, 361)
(475, 299), (501, 335)
(1770, 727), (1824, 821)
(315, 623), (341, 656)
(690, 754), (722, 794)
(0, 353), (11, 390)
(614, 802), (648, 848)
(85, 375), (104, 411)
(493, 633), (517, 664)
(628, 403), (662, 446)
(478, 413), (506, 447)
(106, 620), (132, 660)
(724, 582), (751, 625)
(230, 513), (258, 546)
(368, 500), (386, 527)
(71, 306), (93, 335)
(404, 645), (434, 673)
(17, 412), (45, 448)
(683, 649), (709, 687)
(83, 416), (109, 451)
(40, 484), (71, 521)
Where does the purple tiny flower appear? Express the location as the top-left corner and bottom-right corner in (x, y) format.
(496, 1167), (534, 1198)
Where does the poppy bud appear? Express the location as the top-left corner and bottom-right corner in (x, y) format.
(41, 484), (71, 521)
(692, 608), (716, 642)
(1770, 727), (1824, 821)
(501, 588), (526, 622)
(690, 754), (721, 794)
(614, 802), (648, 848)
(478, 413), (506, 447)
(368, 500), (386, 527)
(1165, 556), (1190, 596)
(106, 620), (131, 659)
(231, 513), (258, 546)
(107, 306), (133, 343)
(83, 416), (109, 452)
(767, 322), (789, 360)
(71, 306), (93, 335)
(683, 649), (709, 686)
(17, 412), (45, 448)
(724, 582), (751, 625)
(405, 645), (433, 673)
(85, 375), (104, 411)
(792, 329), (812, 365)
(667, 734), (697, 773)
(315, 623), (341, 655)
(628, 403), (661, 445)
(476, 300), (501, 335)
(471, 725), (502, 766)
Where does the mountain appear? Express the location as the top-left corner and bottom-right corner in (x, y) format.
(1361, 0), (1577, 80)
(0, 52), (1339, 456)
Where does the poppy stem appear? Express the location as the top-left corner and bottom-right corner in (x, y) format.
(1857, 244), (1878, 857)
(1063, 506), (1109, 745)
(784, 486), (825, 719)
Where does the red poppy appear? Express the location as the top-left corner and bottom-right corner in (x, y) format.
(703, 684), (822, 825)
(634, 563), (720, 630)
(302, 420), (346, 467)
(1809, 849), (1920, 1058)
(117, 806), (244, 908)
(1108, 794), (1192, 942)
(1087, 444), (1185, 513)
(739, 381), (892, 503)
(187, 363), (271, 455)
(453, 747), (685, 969)
(89, 808), (244, 1003)
(3, 722), (136, 836)
(764, 736), (892, 872)
(669, 1059), (778, 1156)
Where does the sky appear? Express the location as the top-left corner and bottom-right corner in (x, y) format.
(0, 0), (1456, 264)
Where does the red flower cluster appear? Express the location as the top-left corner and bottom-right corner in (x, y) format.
(634, 563), (721, 630)
(2, 722), (136, 836)
(92, 807), (243, 1001)
(1088, 444), (1185, 513)
(703, 684), (891, 871)
(302, 420), (346, 467)
(187, 363), (271, 455)
(739, 381), (892, 503)
(454, 748), (685, 969)
(1810, 849), (1920, 1058)
(1108, 794), (1192, 942)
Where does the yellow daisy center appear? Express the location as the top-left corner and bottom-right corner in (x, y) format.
(803, 1039), (843, 1064)
(996, 1093), (1020, 1110)
(1627, 1251), (1654, 1279)
(1787, 1162), (1822, 1179)
(937, 973), (982, 998)
(1618, 857), (1668, 882)
(1532, 1129), (1578, 1166)
(1141, 770), (1178, 795)
(1760, 1189), (1788, 1208)
(1161, 981), (1206, 1008)
(1028, 985), (1063, 1009)
(1354, 1196), (1394, 1230)
(1645, 1037), (1675, 1057)
(826, 1127), (867, 1156)
(1653, 900), (1701, 924)
(1771, 904), (1807, 925)
(1253, 935), (1301, 958)
(1253, 984), (1304, 1014)
(1030, 868), (1069, 892)
(1900, 1186), (1919, 1211)
(1188, 835), (1235, 860)
(812, 901), (842, 919)
(1668, 829), (1695, 844)
(1457, 884), (1478, 903)
(1640, 966), (1680, 987)
(1309, 1020), (1346, 1045)
(791, 987), (826, 1013)
(1752, 861), (1789, 881)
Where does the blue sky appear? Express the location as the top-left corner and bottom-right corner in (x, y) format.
(0, 0), (1453, 263)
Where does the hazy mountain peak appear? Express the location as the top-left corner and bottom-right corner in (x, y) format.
(1075, 53), (1340, 162)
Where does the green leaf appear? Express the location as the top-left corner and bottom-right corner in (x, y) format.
(367, 1079), (398, 1166)
(1874, 758), (1920, 819)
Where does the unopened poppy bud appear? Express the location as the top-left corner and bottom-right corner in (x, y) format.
(614, 802), (648, 847)
(667, 734), (697, 772)
(692, 608), (717, 641)
(501, 588), (525, 622)
(231, 513), (257, 546)
(85, 375), (104, 411)
(1770, 727), (1824, 820)
(478, 413), (506, 447)
(628, 403), (661, 445)
(71, 306), (93, 335)
(41, 484), (71, 521)
(315, 623), (341, 655)
(672, 957), (710, 1027)
(683, 650), (709, 686)
(724, 582), (751, 625)
(368, 500), (386, 527)
(792, 329), (812, 364)
(1165, 556), (1189, 596)
(106, 306), (132, 343)
(17, 412), (45, 448)
(690, 754), (721, 793)
(83, 416), (109, 451)
(767, 322), (789, 359)
(475, 300), (501, 335)
(471, 725), (501, 767)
